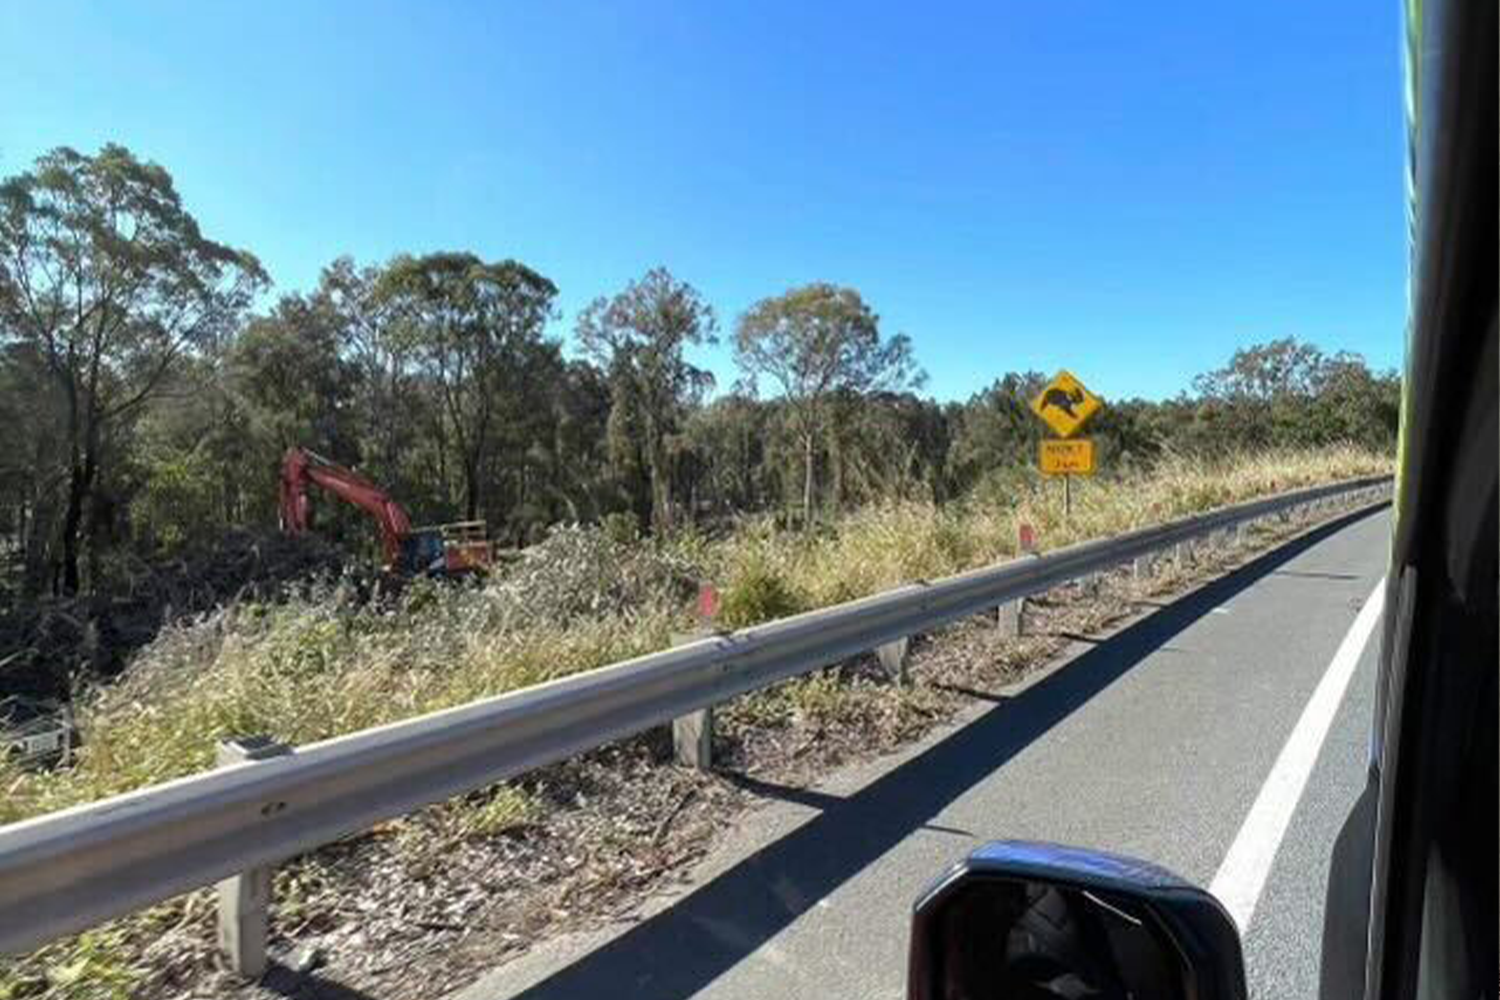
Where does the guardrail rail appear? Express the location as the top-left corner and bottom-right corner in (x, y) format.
(0, 475), (1392, 971)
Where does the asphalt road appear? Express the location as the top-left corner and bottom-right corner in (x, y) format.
(455, 505), (1390, 1000)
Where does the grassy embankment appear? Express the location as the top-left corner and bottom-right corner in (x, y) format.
(1, 446), (1388, 827)
(0, 446), (1392, 998)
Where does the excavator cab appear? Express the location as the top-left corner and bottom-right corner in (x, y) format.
(399, 523), (491, 577)
(398, 530), (448, 576)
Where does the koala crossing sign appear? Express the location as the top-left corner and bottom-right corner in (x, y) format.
(1029, 370), (1102, 439)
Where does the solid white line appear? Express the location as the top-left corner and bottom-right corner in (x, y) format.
(1209, 579), (1385, 932)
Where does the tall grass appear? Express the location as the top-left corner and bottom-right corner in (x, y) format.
(0, 446), (1388, 826)
(707, 445), (1387, 625)
(1, 595), (679, 825)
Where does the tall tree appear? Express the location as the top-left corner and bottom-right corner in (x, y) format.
(948, 371), (1048, 491)
(318, 257), (415, 490)
(375, 252), (558, 522)
(832, 391), (951, 505)
(734, 283), (923, 526)
(1193, 337), (1329, 402)
(1191, 338), (1399, 451)
(0, 343), (68, 594)
(0, 145), (265, 593)
(528, 358), (613, 526)
(684, 393), (775, 515)
(576, 267), (716, 533)
(230, 293), (357, 457)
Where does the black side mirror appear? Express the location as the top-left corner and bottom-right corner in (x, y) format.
(908, 841), (1247, 1000)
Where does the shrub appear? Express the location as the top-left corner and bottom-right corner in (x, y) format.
(717, 546), (803, 628)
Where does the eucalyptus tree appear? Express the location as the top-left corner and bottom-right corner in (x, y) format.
(576, 267), (716, 532)
(0, 144), (265, 592)
(376, 252), (559, 523)
(734, 283), (923, 526)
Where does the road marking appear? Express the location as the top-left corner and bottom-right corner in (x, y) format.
(1209, 579), (1385, 932)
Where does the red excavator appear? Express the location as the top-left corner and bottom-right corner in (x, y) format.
(278, 447), (492, 576)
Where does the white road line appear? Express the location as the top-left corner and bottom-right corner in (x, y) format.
(1209, 579), (1385, 932)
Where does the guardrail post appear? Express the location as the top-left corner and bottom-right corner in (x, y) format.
(877, 636), (911, 685)
(216, 736), (290, 979)
(669, 631), (715, 770)
(673, 706), (712, 770)
(996, 598), (1023, 638)
(1132, 553), (1154, 581)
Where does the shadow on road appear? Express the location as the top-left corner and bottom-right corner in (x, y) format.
(491, 504), (1386, 1000)
(262, 960), (385, 1000)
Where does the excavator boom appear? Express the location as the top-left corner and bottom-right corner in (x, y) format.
(279, 447), (492, 574)
(279, 448), (414, 568)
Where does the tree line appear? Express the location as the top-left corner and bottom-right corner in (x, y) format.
(0, 145), (1400, 597)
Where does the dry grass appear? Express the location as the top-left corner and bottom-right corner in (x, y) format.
(707, 445), (1388, 625)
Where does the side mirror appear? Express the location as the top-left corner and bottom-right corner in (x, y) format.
(908, 841), (1247, 1000)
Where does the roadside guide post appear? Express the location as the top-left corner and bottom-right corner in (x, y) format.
(998, 523), (1039, 638)
(215, 735), (291, 978)
(1029, 371), (1104, 524)
(670, 585), (722, 770)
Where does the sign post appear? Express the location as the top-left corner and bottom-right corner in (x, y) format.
(1029, 371), (1104, 522)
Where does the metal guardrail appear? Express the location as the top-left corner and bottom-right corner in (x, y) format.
(0, 697), (74, 769)
(0, 476), (1391, 960)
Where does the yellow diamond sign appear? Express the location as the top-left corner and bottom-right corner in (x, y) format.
(1030, 370), (1103, 438)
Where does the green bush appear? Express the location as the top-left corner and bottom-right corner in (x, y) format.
(718, 548), (803, 628)
(600, 511), (640, 545)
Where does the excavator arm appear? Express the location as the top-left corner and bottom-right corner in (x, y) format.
(279, 448), (414, 568)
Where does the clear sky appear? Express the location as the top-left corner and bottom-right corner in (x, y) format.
(1, 1), (1406, 402)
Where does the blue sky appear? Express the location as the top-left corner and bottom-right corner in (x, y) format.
(1, 2), (1406, 402)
